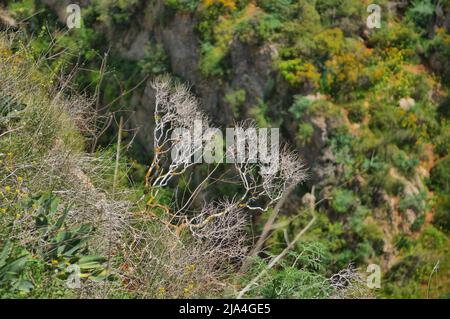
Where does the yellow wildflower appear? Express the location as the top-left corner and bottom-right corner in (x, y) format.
(186, 264), (196, 272)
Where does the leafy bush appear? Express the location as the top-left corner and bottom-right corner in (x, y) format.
(315, 0), (366, 32)
(2, 0), (449, 300)
(391, 149), (419, 175)
(278, 58), (320, 88)
(347, 101), (367, 123)
(313, 28), (344, 61)
(0, 241), (33, 293)
(382, 175), (405, 196)
(257, 0), (292, 18)
(348, 206), (369, 234)
(424, 28), (450, 84)
(324, 40), (372, 100)
(394, 235), (415, 251)
(248, 99), (270, 127)
(0, 191), (109, 296)
(259, 266), (330, 298)
(199, 4), (257, 76)
(236, 12), (282, 44)
(224, 89), (246, 117)
(92, 0), (144, 26)
(430, 156), (450, 192)
(433, 195), (450, 233)
(297, 122), (314, 143)
(203, 0), (237, 10)
(165, 0), (200, 11)
(368, 22), (420, 55)
(243, 243), (344, 299)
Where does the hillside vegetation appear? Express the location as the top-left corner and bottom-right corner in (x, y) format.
(0, 0), (449, 298)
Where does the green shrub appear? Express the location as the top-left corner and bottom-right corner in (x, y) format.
(382, 174), (405, 196)
(348, 205), (369, 234)
(331, 188), (356, 214)
(419, 225), (447, 250)
(243, 243), (336, 298)
(368, 22), (420, 54)
(138, 43), (169, 76)
(355, 241), (374, 261)
(437, 96), (450, 119)
(297, 122), (314, 143)
(278, 58), (320, 88)
(411, 214), (425, 232)
(394, 235), (415, 251)
(248, 99), (270, 127)
(391, 149), (419, 175)
(259, 266), (329, 298)
(25, 194), (109, 280)
(399, 192), (427, 214)
(257, 0), (293, 18)
(0, 241), (33, 293)
(433, 195), (450, 233)
(236, 12), (282, 44)
(347, 102), (367, 123)
(406, 0), (435, 30)
(315, 0), (366, 31)
(0, 192), (110, 297)
(430, 156), (450, 192)
(434, 127), (450, 158)
(165, 0), (200, 11)
(200, 42), (227, 76)
(324, 40), (372, 100)
(313, 28), (344, 61)
(92, 0), (144, 26)
(196, 3), (227, 42)
(256, 13), (282, 41)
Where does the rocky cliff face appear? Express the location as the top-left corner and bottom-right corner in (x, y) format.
(39, 0), (441, 270)
(38, 0), (397, 208)
(41, 1), (318, 163)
